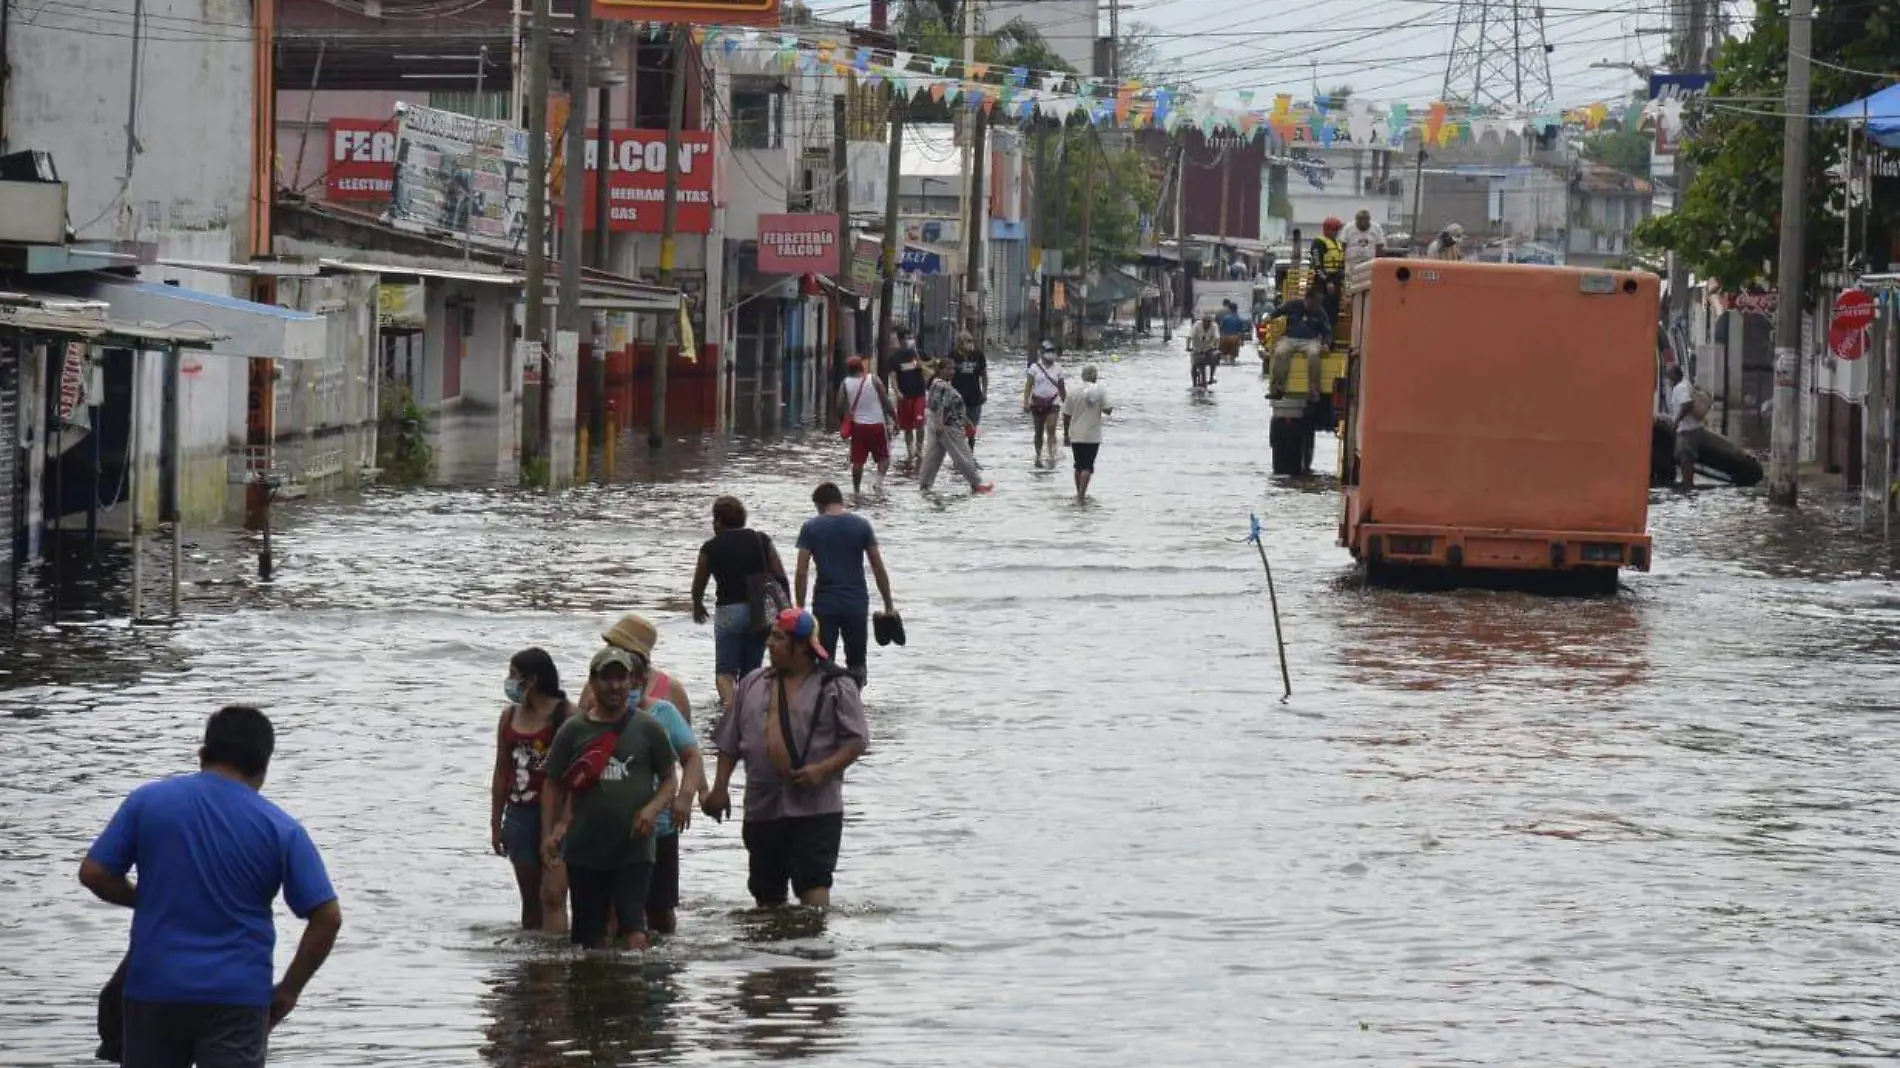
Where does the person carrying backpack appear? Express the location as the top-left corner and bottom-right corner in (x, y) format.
(704, 609), (869, 908)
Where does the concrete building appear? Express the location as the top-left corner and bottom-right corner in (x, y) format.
(1268, 144), (1408, 245)
(1567, 163), (1655, 267)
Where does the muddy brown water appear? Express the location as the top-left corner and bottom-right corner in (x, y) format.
(3, 337), (1899, 1066)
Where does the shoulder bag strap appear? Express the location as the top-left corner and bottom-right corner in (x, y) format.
(776, 675), (807, 770)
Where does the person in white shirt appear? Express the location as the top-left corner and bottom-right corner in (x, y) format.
(1022, 341), (1068, 468)
(1343, 209), (1385, 270)
(837, 355), (895, 495)
(1668, 364), (1706, 488)
(1061, 364), (1113, 501)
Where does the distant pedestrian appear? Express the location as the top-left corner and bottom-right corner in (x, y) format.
(492, 648), (572, 934)
(795, 481), (898, 687)
(704, 608), (870, 909)
(580, 615), (693, 721)
(1669, 365), (1710, 489)
(920, 358), (992, 494)
(1430, 223), (1464, 261)
(885, 329), (929, 468)
(838, 355), (896, 495)
(1023, 340), (1067, 467)
(692, 495), (791, 710)
(1343, 208), (1385, 269)
(950, 330), (990, 455)
(540, 645), (682, 951)
(80, 705), (342, 1067)
(1061, 364), (1113, 501)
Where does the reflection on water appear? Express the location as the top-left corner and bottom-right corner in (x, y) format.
(5, 337), (1900, 1066)
(481, 957), (684, 1068)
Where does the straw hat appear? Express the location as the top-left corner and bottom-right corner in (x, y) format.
(601, 614), (659, 660)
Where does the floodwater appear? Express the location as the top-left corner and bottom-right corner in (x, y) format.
(4, 335), (1900, 1066)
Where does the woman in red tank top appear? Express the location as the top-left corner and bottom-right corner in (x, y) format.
(490, 647), (571, 933)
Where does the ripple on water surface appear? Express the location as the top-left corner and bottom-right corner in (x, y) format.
(3, 338), (1900, 1066)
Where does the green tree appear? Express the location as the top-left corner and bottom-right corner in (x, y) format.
(1056, 124), (1159, 267)
(1580, 123), (1651, 178)
(1633, 0), (1897, 293)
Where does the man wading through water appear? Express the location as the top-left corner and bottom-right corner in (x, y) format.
(705, 609), (870, 908)
(950, 330), (990, 457)
(81, 706), (342, 1068)
(492, 648), (571, 934)
(884, 328), (929, 468)
(1061, 364), (1113, 501)
(796, 482), (898, 687)
(540, 646), (681, 950)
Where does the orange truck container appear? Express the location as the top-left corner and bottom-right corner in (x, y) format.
(1339, 259), (1659, 581)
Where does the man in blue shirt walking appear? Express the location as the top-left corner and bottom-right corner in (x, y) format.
(795, 481), (898, 687)
(80, 705), (341, 1068)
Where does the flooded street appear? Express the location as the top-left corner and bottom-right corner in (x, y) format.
(5, 335), (1900, 1066)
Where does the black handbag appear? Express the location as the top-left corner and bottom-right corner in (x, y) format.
(744, 531), (791, 635)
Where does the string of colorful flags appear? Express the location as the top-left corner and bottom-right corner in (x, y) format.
(666, 24), (1689, 147)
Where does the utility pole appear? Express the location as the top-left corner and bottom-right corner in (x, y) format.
(1078, 126), (1094, 349)
(1160, 139), (1179, 342)
(832, 88), (850, 399)
(1769, 0), (1813, 506)
(1108, 0), (1120, 80)
(521, 0), (552, 469)
(1666, 0), (1708, 382)
(965, 108), (987, 339)
(593, 84), (612, 267)
(559, 0), (591, 346)
(1053, 123), (1069, 346)
(1033, 118), (1051, 350)
(877, 94), (906, 363)
(651, 24), (687, 449)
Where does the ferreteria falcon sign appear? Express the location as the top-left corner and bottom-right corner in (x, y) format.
(757, 214), (840, 274)
(594, 0), (778, 27)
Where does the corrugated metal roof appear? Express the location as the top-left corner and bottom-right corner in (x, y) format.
(0, 294), (223, 346)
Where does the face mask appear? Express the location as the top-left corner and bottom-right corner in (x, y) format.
(504, 678), (526, 704)
(624, 687), (646, 710)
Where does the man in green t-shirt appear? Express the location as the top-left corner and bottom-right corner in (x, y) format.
(541, 646), (680, 950)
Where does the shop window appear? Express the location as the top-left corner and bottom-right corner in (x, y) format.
(732, 78), (783, 150)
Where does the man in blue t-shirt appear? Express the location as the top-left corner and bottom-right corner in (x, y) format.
(794, 481), (898, 687)
(81, 705), (341, 1068)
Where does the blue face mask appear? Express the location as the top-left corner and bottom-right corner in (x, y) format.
(504, 678), (526, 705)
(624, 687), (646, 711)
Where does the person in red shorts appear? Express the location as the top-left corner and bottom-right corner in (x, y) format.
(837, 355), (895, 495)
(884, 328), (929, 468)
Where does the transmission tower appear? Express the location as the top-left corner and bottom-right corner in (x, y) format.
(1442, 0), (1555, 111)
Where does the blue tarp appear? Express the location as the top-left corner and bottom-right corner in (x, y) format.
(1822, 85), (1900, 146)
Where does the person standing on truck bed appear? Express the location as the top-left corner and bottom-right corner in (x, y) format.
(1429, 223), (1464, 261)
(1668, 365), (1710, 489)
(1311, 218), (1348, 327)
(1343, 210), (1385, 271)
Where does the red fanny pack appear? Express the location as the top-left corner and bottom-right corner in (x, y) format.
(563, 709), (633, 793)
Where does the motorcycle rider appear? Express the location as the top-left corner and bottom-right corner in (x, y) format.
(1189, 313), (1220, 389)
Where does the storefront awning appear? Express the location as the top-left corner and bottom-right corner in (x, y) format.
(77, 279), (325, 361)
(321, 258), (682, 314)
(0, 291), (224, 348)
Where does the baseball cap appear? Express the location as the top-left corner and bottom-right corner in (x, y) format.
(773, 608), (829, 660)
(1040, 339), (1056, 352)
(590, 645), (639, 676)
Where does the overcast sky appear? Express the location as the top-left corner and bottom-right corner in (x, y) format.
(801, 0), (1677, 109)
